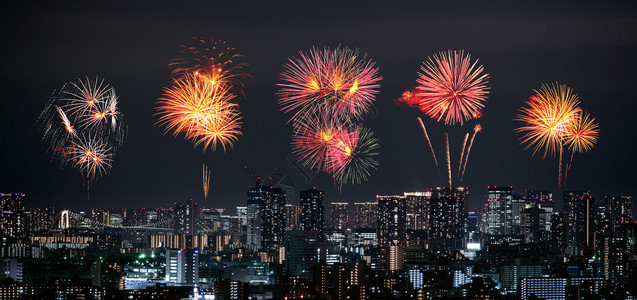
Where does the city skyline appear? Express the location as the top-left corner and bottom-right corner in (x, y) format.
(2, 1), (636, 212)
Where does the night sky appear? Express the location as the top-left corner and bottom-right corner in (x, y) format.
(2, 1), (636, 212)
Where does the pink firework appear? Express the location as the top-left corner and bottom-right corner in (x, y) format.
(278, 47), (382, 123)
(416, 50), (489, 125)
(291, 116), (343, 172)
(325, 126), (379, 185)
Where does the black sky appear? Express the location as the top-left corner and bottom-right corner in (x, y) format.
(1, 1), (636, 212)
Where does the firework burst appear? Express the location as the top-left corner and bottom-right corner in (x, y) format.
(291, 116), (344, 172)
(416, 50), (490, 125)
(325, 126), (380, 185)
(156, 73), (242, 152)
(39, 77), (126, 189)
(515, 82), (600, 191)
(278, 46), (382, 123)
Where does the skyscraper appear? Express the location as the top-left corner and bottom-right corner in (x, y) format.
(352, 202), (377, 229)
(377, 195), (406, 271)
(404, 192), (429, 231)
(246, 186), (264, 248)
(285, 203), (300, 230)
(300, 188), (325, 235)
(0, 193), (26, 239)
(563, 191), (596, 256)
(328, 202), (348, 230)
(174, 199), (197, 236)
(601, 195), (633, 233)
(261, 185), (287, 250)
(484, 186), (524, 245)
(429, 187), (468, 249)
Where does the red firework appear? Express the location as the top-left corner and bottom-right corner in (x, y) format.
(291, 116), (343, 171)
(416, 50), (489, 125)
(277, 47), (382, 123)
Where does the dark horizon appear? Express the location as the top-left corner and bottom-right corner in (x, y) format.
(2, 1), (636, 212)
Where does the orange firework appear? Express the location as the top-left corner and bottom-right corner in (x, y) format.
(565, 112), (599, 153)
(515, 83), (581, 158)
(515, 83), (600, 191)
(169, 37), (248, 96)
(156, 73), (242, 152)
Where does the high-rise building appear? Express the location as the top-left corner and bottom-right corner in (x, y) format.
(521, 204), (551, 244)
(246, 186), (264, 248)
(601, 195), (632, 233)
(465, 211), (481, 245)
(596, 232), (627, 286)
(404, 192), (429, 231)
(300, 188), (324, 235)
(564, 191), (596, 256)
(429, 187), (468, 249)
(377, 195), (406, 271)
(328, 202), (348, 230)
(261, 185), (287, 250)
(484, 186), (524, 245)
(166, 249), (199, 286)
(352, 202), (377, 229)
(174, 199), (197, 236)
(284, 230), (320, 280)
(0, 193), (26, 238)
(285, 204), (300, 230)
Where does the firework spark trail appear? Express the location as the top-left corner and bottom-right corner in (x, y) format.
(417, 117), (440, 174)
(203, 164), (211, 200)
(460, 124), (481, 182)
(558, 146), (564, 192)
(444, 132), (452, 188)
(457, 132), (469, 180)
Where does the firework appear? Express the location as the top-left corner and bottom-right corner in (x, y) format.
(444, 132), (452, 188)
(565, 112), (599, 154)
(457, 132), (469, 178)
(291, 115), (344, 172)
(416, 50), (490, 125)
(203, 164), (211, 200)
(515, 83), (581, 158)
(460, 124), (481, 182)
(39, 77), (126, 189)
(515, 83), (600, 191)
(326, 126), (379, 185)
(417, 117), (440, 173)
(169, 37), (248, 96)
(70, 134), (113, 182)
(278, 46), (382, 123)
(156, 73), (242, 152)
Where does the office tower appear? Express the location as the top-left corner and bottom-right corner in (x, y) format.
(484, 186), (524, 245)
(521, 204), (551, 244)
(404, 192), (429, 231)
(174, 199), (197, 236)
(284, 230), (320, 280)
(550, 212), (566, 255)
(429, 187), (468, 249)
(285, 204), (300, 230)
(166, 249), (199, 285)
(236, 206), (247, 227)
(596, 232), (627, 286)
(246, 186), (264, 248)
(261, 185), (287, 250)
(377, 195), (406, 271)
(329, 202), (349, 230)
(352, 202), (377, 229)
(465, 211), (481, 245)
(0, 193), (26, 238)
(525, 190), (554, 206)
(602, 196), (633, 233)
(563, 191), (596, 256)
(300, 188), (325, 234)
